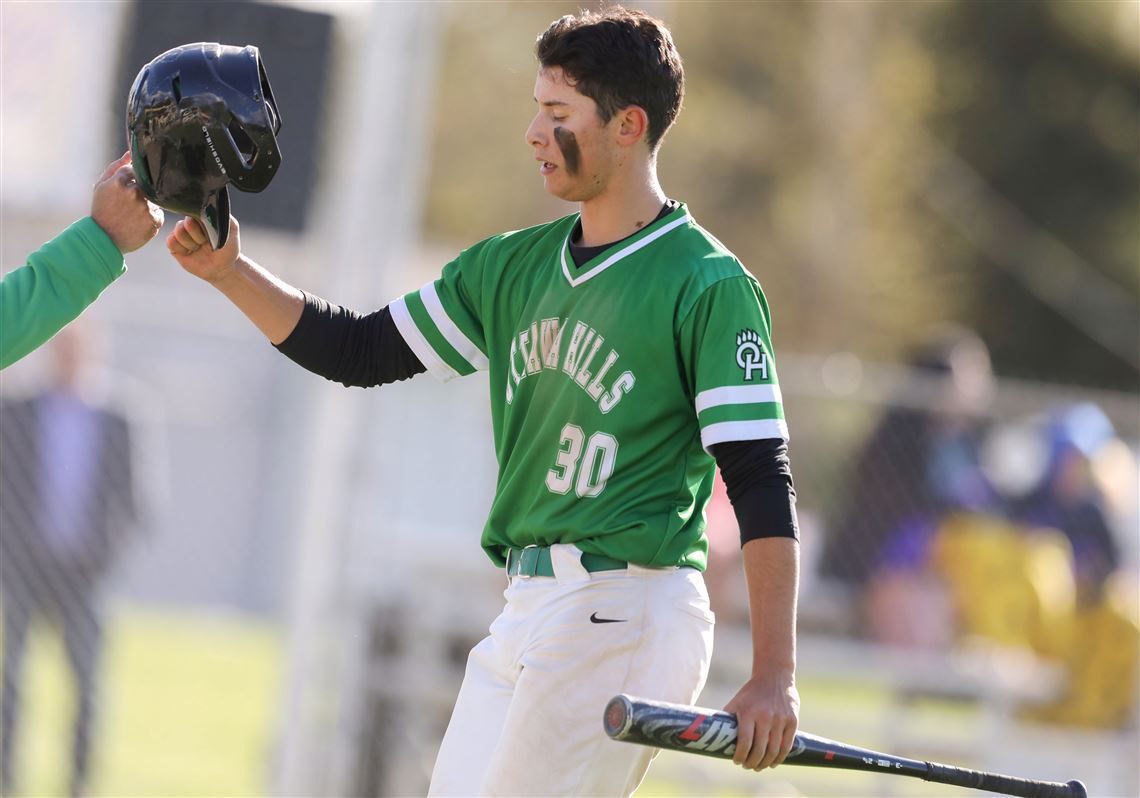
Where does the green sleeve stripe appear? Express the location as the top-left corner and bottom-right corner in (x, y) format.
(700, 419), (789, 450)
(697, 401), (785, 428)
(404, 292), (476, 377)
(389, 295), (462, 381)
(420, 280), (488, 369)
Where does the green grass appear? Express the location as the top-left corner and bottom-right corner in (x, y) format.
(7, 607), (1102, 798)
(9, 608), (908, 798)
(4, 607), (282, 798)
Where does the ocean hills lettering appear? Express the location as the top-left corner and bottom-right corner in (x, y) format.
(505, 318), (635, 413)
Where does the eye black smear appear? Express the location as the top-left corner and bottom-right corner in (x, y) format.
(554, 127), (581, 176)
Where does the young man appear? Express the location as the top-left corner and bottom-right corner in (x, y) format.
(1, 152), (164, 369)
(167, 8), (799, 795)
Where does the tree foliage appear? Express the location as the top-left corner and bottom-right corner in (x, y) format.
(423, 1), (1138, 389)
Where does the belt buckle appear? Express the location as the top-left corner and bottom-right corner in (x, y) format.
(518, 544), (541, 578)
(508, 544), (541, 579)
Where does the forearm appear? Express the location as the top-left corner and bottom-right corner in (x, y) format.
(210, 254), (304, 344)
(711, 439), (799, 546)
(274, 294), (426, 387)
(741, 536), (799, 677)
(1, 218), (124, 369)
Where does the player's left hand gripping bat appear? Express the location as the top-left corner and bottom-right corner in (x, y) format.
(604, 694), (1087, 798)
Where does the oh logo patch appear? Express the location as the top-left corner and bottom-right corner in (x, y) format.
(735, 330), (767, 381)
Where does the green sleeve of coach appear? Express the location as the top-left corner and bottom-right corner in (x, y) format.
(0, 217), (125, 370)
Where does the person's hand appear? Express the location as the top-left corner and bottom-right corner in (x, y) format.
(724, 670), (799, 771)
(90, 151), (164, 253)
(167, 216), (242, 284)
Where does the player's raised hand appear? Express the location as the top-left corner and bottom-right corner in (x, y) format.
(90, 151), (165, 254)
(167, 216), (241, 284)
(724, 672), (800, 771)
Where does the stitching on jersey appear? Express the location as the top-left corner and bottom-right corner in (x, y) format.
(648, 425), (704, 566)
(674, 271), (759, 335)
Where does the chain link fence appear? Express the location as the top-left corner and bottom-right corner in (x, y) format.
(707, 349), (1139, 731)
(1, 328), (1136, 796)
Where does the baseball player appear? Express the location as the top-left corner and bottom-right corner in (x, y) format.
(167, 7), (800, 796)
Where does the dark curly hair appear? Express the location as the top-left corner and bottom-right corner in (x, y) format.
(535, 6), (684, 151)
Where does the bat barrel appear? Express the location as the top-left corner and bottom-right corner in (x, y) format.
(604, 694), (743, 759)
(605, 695), (1087, 798)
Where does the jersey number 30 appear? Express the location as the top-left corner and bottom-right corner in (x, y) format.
(546, 423), (618, 498)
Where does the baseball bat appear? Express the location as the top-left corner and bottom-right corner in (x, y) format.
(604, 695), (1087, 798)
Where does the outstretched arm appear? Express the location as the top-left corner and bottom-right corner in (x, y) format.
(167, 215), (304, 344)
(168, 215), (425, 387)
(1, 153), (163, 369)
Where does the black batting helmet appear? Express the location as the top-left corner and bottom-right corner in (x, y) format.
(126, 42), (283, 249)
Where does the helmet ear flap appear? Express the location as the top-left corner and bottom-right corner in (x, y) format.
(128, 134), (156, 202)
(202, 186), (230, 250)
(256, 55), (282, 135)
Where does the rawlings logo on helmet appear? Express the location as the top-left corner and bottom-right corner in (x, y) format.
(201, 126), (228, 176)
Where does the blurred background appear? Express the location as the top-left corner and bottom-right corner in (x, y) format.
(1, 1), (1137, 796)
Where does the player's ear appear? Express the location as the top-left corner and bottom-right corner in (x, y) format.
(615, 105), (649, 148)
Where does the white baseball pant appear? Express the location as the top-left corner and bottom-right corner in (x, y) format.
(428, 543), (715, 797)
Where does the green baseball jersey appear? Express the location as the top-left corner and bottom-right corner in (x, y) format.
(391, 203), (786, 570)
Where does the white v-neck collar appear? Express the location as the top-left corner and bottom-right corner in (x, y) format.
(559, 209), (692, 287)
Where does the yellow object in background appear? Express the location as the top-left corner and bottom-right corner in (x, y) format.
(1021, 586), (1140, 728)
(931, 514), (1076, 652)
(934, 515), (1138, 728)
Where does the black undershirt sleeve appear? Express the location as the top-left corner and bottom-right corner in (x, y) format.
(273, 292), (426, 388)
(710, 439), (799, 546)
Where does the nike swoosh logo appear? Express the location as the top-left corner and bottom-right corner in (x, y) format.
(590, 612), (627, 624)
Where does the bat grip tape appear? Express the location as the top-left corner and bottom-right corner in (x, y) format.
(925, 763), (1085, 798)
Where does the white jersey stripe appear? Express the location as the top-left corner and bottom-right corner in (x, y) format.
(390, 295), (461, 382)
(561, 212), (692, 287)
(700, 418), (789, 451)
(420, 281), (489, 371)
(694, 384), (783, 415)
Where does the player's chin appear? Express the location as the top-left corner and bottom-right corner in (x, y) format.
(546, 183), (592, 204)
(540, 174), (582, 203)
(541, 179), (569, 201)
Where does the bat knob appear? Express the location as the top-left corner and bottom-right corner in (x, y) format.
(1066, 780), (1087, 798)
(603, 695), (634, 739)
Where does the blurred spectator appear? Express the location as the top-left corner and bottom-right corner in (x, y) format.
(1002, 406), (1139, 729)
(1013, 403), (1122, 606)
(819, 326), (999, 645)
(0, 323), (142, 798)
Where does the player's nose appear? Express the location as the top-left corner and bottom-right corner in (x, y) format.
(524, 113), (546, 149)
